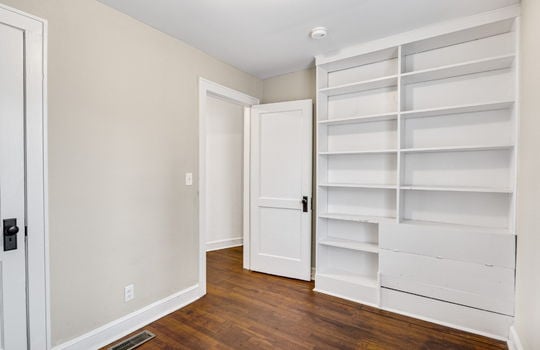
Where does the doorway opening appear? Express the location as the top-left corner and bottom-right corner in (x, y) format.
(198, 78), (313, 295)
(205, 95), (247, 251)
(198, 78), (259, 294)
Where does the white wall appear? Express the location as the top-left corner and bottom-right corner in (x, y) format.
(514, 0), (540, 348)
(1, 0), (262, 346)
(206, 96), (245, 250)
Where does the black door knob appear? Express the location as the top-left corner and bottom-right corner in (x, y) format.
(3, 218), (19, 251)
(6, 225), (19, 235)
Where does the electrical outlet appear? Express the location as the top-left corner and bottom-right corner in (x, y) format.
(185, 172), (193, 186)
(124, 284), (135, 302)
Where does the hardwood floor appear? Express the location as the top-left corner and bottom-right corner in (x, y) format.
(103, 247), (507, 349)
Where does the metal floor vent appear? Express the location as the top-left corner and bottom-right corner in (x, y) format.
(109, 330), (156, 350)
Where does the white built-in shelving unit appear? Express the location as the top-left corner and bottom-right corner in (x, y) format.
(315, 6), (520, 338)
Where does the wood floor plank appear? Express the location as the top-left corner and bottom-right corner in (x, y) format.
(103, 247), (508, 350)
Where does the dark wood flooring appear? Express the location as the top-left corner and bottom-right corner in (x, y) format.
(103, 247), (507, 349)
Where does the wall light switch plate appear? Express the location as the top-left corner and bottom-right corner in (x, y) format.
(124, 284), (135, 302)
(185, 173), (193, 186)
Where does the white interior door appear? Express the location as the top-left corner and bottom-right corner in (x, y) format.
(250, 100), (312, 281)
(0, 20), (28, 349)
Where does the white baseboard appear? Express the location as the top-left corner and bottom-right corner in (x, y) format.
(52, 284), (203, 350)
(508, 326), (524, 350)
(206, 237), (243, 251)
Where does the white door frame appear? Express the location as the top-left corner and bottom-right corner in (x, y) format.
(0, 4), (49, 350)
(198, 78), (259, 294)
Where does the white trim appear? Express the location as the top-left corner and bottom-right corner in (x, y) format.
(508, 326), (524, 350)
(508, 18), (522, 350)
(206, 237), (243, 252)
(381, 305), (509, 341)
(198, 78), (259, 295)
(313, 288), (379, 309)
(242, 106), (251, 270)
(0, 4), (49, 349)
(316, 5), (520, 66)
(51, 284), (202, 350)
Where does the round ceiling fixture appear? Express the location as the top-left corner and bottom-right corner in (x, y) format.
(310, 27), (328, 40)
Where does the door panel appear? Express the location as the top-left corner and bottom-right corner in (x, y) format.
(0, 21), (28, 349)
(259, 207), (302, 259)
(250, 100), (312, 281)
(259, 110), (304, 198)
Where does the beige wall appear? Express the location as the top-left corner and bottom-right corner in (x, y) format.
(262, 68), (316, 104)
(2, 0), (262, 345)
(515, 0), (540, 348)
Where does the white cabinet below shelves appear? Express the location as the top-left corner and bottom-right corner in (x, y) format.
(379, 222), (516, 268)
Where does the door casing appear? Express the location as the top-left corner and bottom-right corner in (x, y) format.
(0, 3), (49, 350)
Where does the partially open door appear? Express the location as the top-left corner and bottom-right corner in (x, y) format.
(250, 100), (312, 281)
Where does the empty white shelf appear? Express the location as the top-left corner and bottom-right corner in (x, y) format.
(400, 185), (513, 194)
(319, 149), (397, 156)
(316, 270), (378, 288)
(319, 75), (398, 96)
(401, 100), (515, 119)
(319, 213), (396, 224)
(319, 183), (397, 189)
(319, 238), (379, 253)
(319, 112), (397, 125)
(401, 144), (514, 153)
(400, 219), (512, 235)
(402, 54), (515, 84)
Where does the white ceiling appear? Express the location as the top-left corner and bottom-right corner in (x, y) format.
(98, 0), (519, 79)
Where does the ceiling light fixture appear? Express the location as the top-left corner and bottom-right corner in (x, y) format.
(310, 27), (328, 40)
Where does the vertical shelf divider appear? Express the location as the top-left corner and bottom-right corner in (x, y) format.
(396, 45), (404, 226)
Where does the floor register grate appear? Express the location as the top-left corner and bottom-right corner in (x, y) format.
(108, 330), (156, 350)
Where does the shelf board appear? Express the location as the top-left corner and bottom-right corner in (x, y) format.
(401, 144), (514, 154)
(319, 183), (397, 190)
(319, 112), (397, 125)
(319, 238), (379, 253)
(400, 185), (513, 194)
(401, 100), (515, 119)
(319, 149), (397, 156)
(316, 271), (378, 288)
(402, 54), (515, 85)
(319, 75), (398, 96)
(319, 213), (395, 224)
(317, 46), (399, 72)
(400, 219), (512, 235)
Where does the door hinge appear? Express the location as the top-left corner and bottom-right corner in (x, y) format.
(25, 226), (28, 237)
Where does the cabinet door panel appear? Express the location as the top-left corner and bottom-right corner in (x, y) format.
(380, 222), (515, 268)
(380, 250), (514, 315)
